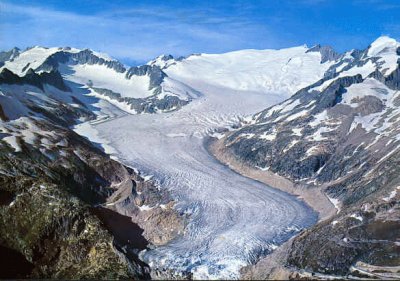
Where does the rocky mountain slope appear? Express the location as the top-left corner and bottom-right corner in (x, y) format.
(220, 36), (400, 279)
(0, 115), (146, 278)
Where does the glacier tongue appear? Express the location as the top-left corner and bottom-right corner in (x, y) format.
(90, 90), (315, 279)
(76, 47), (328, 279)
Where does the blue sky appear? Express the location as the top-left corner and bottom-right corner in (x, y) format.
(1, 0), (399, 64)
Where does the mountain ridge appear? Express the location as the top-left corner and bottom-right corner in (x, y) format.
(0, 36), (399, 279)
(216, 35), (400, 279)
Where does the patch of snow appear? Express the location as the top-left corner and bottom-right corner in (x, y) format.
(138, 205), (154, 211)
(342, 78), (391, 108)
(285, 109), (309, 122)
(309, 110), (328, 127)
(338, 60), (376, 79)
(303, 99), (316, 108)
(241, 115), (256, 125)
(142, 175), (153, 182)
(280, 99), (301, 114)
(350, 213), (363, 221)
(327, 196), (341, 214)
(306, 146), (320, 156)
(86, 88), (137, 114)
(377, 144), (400, 163)
(240, 133), (255, 139)
(283, 139), (300, 153)
(256, 165), (270, 171)
(311, 56), (383, 93)
(273, 112), (290, 122)
(210, 132), (225, 139)
(309, 126), (334, 141)
(3, 135), (21, 152)
(268, 99), (294, 116)
(147, 54), (176, 69)
(335, 62), (349, 72)
(1, 117), (58, 151)
(352, 142), (365, 155)
(292, 128), (302, 136)
(311, 79), (335, 93)
(0, 85), (42, 119)
(382, 187), (399, 202)
(259, 131), (277, 141)
(63, 63), (154, 99)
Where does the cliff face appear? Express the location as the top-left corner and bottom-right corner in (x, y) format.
(0, 117), (151, 279)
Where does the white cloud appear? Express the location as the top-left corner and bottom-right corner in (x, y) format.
(0, 2), (278, 62)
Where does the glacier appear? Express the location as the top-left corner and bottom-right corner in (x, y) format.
(73, 46), (333, 279)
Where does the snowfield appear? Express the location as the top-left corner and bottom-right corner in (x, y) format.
(1, 46), (78, 76)
(153, 46), (333, 95)
(62, 63), (155, 99)
(75, 47), (330, 279)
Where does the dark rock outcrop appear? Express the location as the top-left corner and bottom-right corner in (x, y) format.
(307, 44), (342, 63)
(34, 49), (126, 74)
(92, 87), (189, 114)
(126, 65), (167, 90)
(0, 68), (70, 92)
(0, 47), (20, 67)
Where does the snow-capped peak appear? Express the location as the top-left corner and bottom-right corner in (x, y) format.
(147, 54), (175, 69)
(364, 36), (400, 75)
(367, 36), (399, 57)
(0, 46), (119, 76)
(87, 49), (116, 62)
(1, 46), (65, 76)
